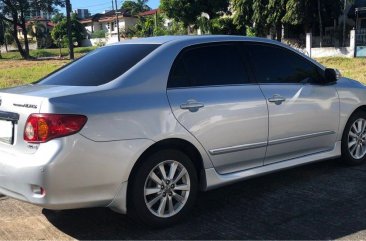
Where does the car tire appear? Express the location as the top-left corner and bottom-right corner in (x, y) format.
(342, 110), (366, 165)
(128, 149), (198, 227)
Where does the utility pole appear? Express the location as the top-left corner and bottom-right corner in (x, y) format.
(115, 0), (120, 42)
(66, 0), (74, 60)
(343, 0), (347, 47)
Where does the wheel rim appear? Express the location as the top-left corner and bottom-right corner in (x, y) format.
(144, 160), (191, 218)
(348, 118), (366, 159)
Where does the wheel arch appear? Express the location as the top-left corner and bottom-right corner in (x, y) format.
(341, 105), (366, 139)
(127, 138), (207, 200)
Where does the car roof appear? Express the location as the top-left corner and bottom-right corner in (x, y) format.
(107, 35), (323, 70)
(110, 35), (277, 45)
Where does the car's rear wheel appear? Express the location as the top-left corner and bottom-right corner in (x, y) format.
(128, 149), (198, 227)
(342, 111), (366, 165)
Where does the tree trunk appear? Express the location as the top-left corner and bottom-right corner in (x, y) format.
(11, 16), (27, 59)
(276, 22), (282, 42)
(20, 15), (30, 59)
(66, 0), (74, 60)
(317, 0), (323, 47)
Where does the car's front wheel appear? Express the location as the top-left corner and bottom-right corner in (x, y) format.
(342, 111), (366, 165)
(128, 149), (198, 227)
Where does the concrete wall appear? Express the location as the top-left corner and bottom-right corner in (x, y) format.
(311, 47), (355, 58)
(306, 30), (356, 58)
(0, 43), (37, 53)
(81, 36), (119, 47)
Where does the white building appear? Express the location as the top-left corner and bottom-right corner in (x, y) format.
(81, 10), (137, 39)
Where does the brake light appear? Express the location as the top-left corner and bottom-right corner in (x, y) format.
(24, 114), (87, 143)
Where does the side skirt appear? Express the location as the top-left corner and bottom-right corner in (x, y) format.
(204, 141), (342, 191)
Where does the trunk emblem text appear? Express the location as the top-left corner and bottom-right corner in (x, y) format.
(13, 103), (38, 109)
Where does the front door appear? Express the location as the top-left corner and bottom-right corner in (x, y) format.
(245, 43), (340, 165)
(167, 43), (268, 174)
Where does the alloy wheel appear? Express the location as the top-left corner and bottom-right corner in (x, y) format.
(144, 160), (191, 218)
(348, 118), (366, 159)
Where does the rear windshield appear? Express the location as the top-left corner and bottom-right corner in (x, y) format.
(37, 44), (160, 86)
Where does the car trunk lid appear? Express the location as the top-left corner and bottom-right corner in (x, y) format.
(0, 84), (99, 154)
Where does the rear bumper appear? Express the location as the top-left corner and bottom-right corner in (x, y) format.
(0, 135), (154, 211)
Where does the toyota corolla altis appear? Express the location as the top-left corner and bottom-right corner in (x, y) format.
(1, 36), (366, 226)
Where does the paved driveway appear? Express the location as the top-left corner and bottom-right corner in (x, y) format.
(1, 159), (366, 240)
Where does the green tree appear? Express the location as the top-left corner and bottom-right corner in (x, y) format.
(0, 20), (13, 52)
(232, 0), (283, 37)
(125, 13), (186, 38)
(51, 14), (86, 47)
(233, 0), (343, 40)
(283, 0), (342, 45)
(232, 0), (255, 35)
(284, 0), (343, 32)
(266, 0), (287, 40)
(27, 21), (49, 48)
(160, 0), (230, 28)
(211, 17), (244, 35)
(0, 0), (64, 59)
(121, 0), (151, 15)
(51, 12), (64, 24)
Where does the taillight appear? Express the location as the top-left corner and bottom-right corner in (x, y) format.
(24, 114), (87, 143)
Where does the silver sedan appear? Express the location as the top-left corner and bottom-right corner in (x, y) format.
(0, 35), (365, 227)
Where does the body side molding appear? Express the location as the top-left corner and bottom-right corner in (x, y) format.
(204, 141), (341, 191)
(209, 130), (336, 156)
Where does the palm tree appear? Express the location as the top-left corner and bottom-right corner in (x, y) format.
(121, 0), (151, 16)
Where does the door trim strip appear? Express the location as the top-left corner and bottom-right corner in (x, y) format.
(209, 130), (336, 156)
(209, 142), (267, 155)
(268, 130), (336, 146)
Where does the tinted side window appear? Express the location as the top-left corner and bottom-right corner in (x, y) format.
(38, 44), (160, 86)
(247, 44), (324, 84)
(168, 44), (250, 88)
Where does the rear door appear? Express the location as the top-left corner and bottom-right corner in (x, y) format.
(244, 43), (340, 165)
(167, 42), (268, 174)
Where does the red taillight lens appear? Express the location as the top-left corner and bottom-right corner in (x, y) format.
(24, 114), (87, 143)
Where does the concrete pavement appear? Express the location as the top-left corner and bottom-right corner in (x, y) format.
(1, 159), (366, 240)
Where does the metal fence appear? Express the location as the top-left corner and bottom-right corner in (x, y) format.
(356, 29), (366, 46)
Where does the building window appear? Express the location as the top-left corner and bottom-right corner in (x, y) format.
(111, 22), (114, 31)
(361, 19), (366, 29)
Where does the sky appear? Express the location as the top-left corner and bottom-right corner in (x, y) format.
(70, 0), (160, 15)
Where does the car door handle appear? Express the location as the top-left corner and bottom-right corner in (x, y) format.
(268, 95), (286, 105)
(180, 100), (204, 112)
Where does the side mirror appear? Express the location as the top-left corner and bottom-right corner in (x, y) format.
(324, 68), (341, 83)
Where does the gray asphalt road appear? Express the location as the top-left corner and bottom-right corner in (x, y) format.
(1, 158), (366, 240)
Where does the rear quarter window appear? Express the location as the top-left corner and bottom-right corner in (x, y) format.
(37, 44), (160, 86)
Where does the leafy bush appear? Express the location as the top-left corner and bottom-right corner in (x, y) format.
(91, 30), (106, 39)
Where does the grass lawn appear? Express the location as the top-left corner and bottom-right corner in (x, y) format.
(0, 60), (68, 88)
(0, 47), (96, 88)
(316, 57), (366, 84)
(0, 47), (96, 60)
(0, 54), (365, 89)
